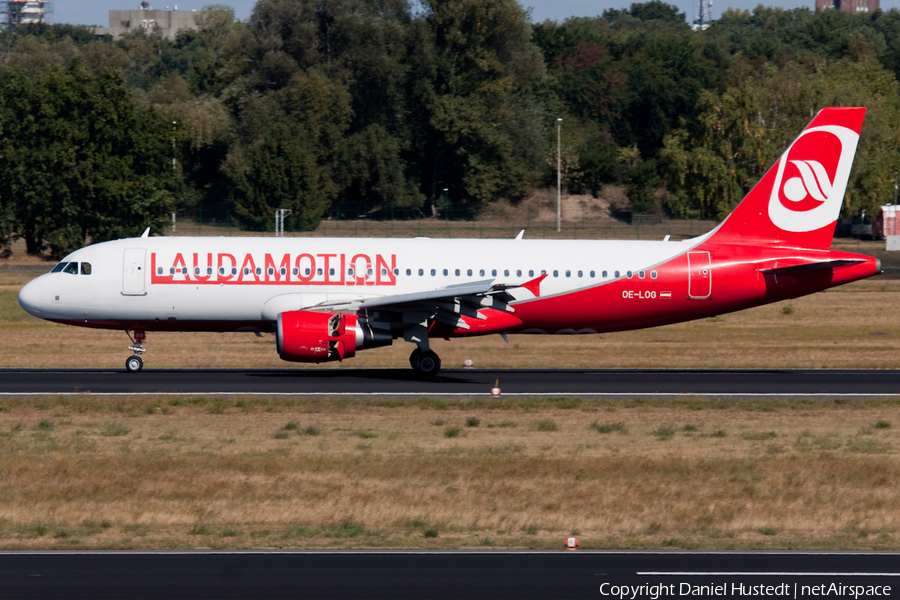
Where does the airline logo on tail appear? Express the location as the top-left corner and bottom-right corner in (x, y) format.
(768, 125), (859, 233)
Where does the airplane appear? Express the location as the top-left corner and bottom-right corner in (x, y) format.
(17, 107), (881, 375)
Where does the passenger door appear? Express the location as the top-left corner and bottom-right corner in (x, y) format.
(122, 248), (147, 295)
(687, 251), (711, 300)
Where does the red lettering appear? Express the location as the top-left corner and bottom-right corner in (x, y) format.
(318, 254), (337, 283)
(150, 253), (173, 283)
(375, 254), (396, 285)
(265, 254), (292, 282)
(172, 253), (188, 280)
(217, 253), (236, 281)
(238, 254), (258, 282)
(294, 254), (315, 282)
(350, 254), (370, 286)
(192, 253), (213, 281)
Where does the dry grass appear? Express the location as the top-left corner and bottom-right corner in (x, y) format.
(2, 272), (900, 369)
(0, 396), (899, 550)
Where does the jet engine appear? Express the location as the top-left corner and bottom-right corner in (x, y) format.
(276, 311), (391, 363)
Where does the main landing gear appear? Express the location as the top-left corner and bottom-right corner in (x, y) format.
(125, 330), (146, 373)
(409, 347), (441, 377)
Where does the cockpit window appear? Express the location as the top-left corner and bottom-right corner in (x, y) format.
(81, 262), (91, 275)
(51, 262), (67, 273)
(62, 262), (79, 275)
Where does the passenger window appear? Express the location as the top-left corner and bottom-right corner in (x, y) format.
(541, 270), (546, 275)
(614, 271), (620, 278)
(590, 271), (595, 278)
(348, 268), (354, 277)
(639, 271), (645, 279)
(382, 269), (387, 276)
(553, 270), (558, 277)
(81, 262), (92, 275)
(492, 269), (497, 277)
(51, 262), (67, 273)
(267, 268), (274, 276)
(626, 271), (633, 278)
(292, 268), (299, 276)
(195, 267), (200, 275)
(231, 268), (237, 276)
(651, 270), (658, 279)
(393, 268), (399, 276)
(442, 269), (448, 276)
(160, 267), (166, 275)
(528, 270), (534, 277)
(305, 268), (311, 276)
(367, 268), (373, 276)
(207, 267), (212, 275)
(455, 269), (460, 276)
(516, 270), (521, 277)
(479, 269), (485, 276)
(407, 269), (412, 276)
(602, 271), (607, 278)
(467, 269), (472, 276)
(183, 267), (188, 275)
(577, 270), (582, 278)
(418, 269), (424, 276)
(280, 268), (286, 276)
(565, 270), (571, 278)
(431, 269), (436, 276)
(502, 269), (508, 276)
(318, 268), (324, 276)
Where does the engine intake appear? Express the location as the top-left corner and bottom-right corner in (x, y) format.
(276, 311), (391, 363)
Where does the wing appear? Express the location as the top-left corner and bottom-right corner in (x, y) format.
(310, 274), (547, 330)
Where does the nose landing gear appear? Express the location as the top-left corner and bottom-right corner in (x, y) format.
(125, 330), (146, 372)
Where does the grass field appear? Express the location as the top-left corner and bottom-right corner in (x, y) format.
(0, 396), (899, 550)
(3, 220), (900, 550)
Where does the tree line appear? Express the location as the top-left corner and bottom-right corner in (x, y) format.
(1, 0), (900, 257)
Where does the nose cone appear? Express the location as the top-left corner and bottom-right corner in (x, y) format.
(18, 278), (43, 317)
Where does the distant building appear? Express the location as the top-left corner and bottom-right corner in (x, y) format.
(816, 0), (878, 14)
(2, 1), (54, 32)
(94, 4), (197, 40)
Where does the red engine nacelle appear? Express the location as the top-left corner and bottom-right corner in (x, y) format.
(277, 311), (359, 363)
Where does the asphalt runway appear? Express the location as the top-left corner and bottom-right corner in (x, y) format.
(1, 368), (900, 396)
(2, 551), (899, 599)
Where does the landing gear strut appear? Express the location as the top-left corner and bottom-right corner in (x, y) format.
(410, 348), (441, 376)
(125, 330), (146, 373)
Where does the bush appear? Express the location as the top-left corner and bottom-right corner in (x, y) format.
(444, 426), (462, 438)
(652, 425), (675, 440)
(537, 420), (557, 432)
(591, 421), (625, 434)
(466, 416), (481, 427)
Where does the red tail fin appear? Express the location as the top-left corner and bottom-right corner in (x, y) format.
(708, 107), (865, 250)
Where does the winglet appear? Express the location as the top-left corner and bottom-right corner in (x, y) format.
(521, 273), (548, 297)
(141, 227), (150, 239)
(515, 230), (525, 240)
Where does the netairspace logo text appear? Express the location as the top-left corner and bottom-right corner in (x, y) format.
(598, 582), (892, 600)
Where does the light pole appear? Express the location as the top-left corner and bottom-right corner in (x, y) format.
(557, 118), (562, 233)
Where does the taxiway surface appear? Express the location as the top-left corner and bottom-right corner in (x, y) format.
(0, 368), (898, 395)
(2, 551), (899, 599)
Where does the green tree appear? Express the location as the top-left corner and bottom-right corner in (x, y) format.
(0, 65), (175, 257)
(662, 55), (900, 220)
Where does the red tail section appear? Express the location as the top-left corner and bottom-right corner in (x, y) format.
(708, 107), (865, 250)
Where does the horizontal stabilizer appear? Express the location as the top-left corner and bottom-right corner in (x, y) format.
(759, 259), (866, 275)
